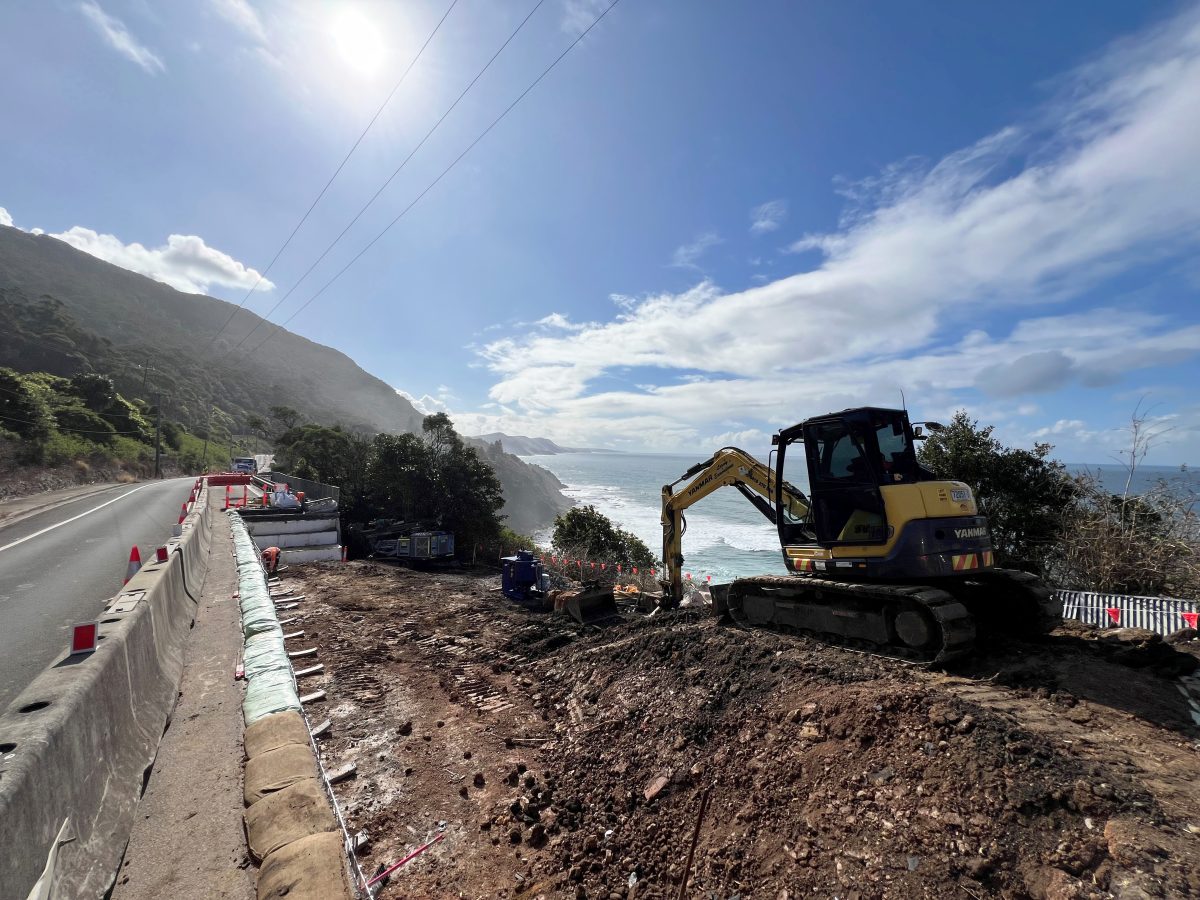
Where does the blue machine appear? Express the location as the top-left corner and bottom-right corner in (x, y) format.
(501, 549), (550, 602)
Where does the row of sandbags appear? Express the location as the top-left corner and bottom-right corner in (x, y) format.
(230, 513), (302, 724)
(228, 512), (355, 900)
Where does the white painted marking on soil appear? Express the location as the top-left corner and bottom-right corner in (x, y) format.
(0, 486), (148, 554)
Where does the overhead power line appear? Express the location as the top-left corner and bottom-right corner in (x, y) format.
(0, 411), (150, 436)
(241, 0), (624, 357)
(202, 0), (462, 352)
(228, 0), (551, 355)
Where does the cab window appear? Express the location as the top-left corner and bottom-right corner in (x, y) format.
(872, 417), (919, 483)
(811, 421), (873, 483)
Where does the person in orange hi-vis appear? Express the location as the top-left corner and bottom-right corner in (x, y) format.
(261, 546), (282, 573)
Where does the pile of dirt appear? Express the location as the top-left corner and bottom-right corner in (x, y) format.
(283, 563), (1200, 899)
(507, 620), (1198, 898)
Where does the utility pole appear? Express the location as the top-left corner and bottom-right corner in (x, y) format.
(201, 404), (213, 473)
(152, 393), (163, 479)
(140, 363), (154, 395)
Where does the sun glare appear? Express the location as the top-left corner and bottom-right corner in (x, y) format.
(332, 9), (384, 76)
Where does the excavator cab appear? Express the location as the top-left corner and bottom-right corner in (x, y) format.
(775, 408), (928, 549)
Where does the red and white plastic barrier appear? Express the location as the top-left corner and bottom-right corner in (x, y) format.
(1059, 589), (1199, 636)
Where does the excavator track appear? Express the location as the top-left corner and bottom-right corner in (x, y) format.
(940, 568), (1064, 639)
(722, 575), (977, 666)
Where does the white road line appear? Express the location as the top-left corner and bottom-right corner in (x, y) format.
(0, 486), (149, 554)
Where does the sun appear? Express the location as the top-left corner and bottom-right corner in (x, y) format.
(332, 9), (384, 76)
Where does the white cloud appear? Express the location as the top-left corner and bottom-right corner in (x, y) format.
(560, 0), (608, 35)
(397, 389), (450, 416)
(704, 428), (771, 449)
(536, 312), (586, 331)
(0, 207), (13, 228)
(49, 226), (274, 295)
(469, 6), (1200, 458)
(79, 1), (165, 74)
(209, 0), (267, 43)
(670, 232), (721, 269)
(396, 384), (461, 418)
(750, 199), (787, 235)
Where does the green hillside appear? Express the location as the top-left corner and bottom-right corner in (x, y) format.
(0, 226), (568, 531)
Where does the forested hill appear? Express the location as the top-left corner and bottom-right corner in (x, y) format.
(0, 225), (423, 433)
(0, 226), (569, 531)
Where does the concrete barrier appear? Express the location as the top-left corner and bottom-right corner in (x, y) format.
(241, 510), (342, 563)
(0, 481), (213, 900)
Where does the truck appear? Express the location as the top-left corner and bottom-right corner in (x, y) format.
(231, 457), (258, 475)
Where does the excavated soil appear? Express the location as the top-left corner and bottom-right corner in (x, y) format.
(280, 562), (1200, 900)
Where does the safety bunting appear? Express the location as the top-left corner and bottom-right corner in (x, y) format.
(1104, 607), (1198, 629)
(540, 555), (713, 584)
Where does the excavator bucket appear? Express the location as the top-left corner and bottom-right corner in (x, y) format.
(563, 584), (620, 626)
(709, 582), (732, 617)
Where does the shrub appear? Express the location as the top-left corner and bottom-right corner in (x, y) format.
(551, 505), (657, 569)
(39, 431), (96, 466)
(53, 406), (117, 444)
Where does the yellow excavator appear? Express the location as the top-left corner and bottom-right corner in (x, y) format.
(660, 407), (1061, 663)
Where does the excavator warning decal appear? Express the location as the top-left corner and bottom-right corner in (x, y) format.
(952, 553), (978, 572)
(982, 550), (994, 567)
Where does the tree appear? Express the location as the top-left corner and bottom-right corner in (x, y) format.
(245, 414), (267, 453)
(100, 395), (153, 442)
(273, 423), (360, 487)
(360, 415), (507, 551)
(552, 505), (657, 569)
(268, 405), (303, 439)
(160, 420), (184, 452)
(69, 372), (116, 412)
(422, 412), (456, 470)
(918, 411), (1075, 574)
(54, 406), (116, 444)
(366, 432), (432, 522)
(0, 367), (54, 442)
(434, 438), (505, 550)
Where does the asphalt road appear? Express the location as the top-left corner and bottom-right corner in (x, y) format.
(0, 477), (195, 712)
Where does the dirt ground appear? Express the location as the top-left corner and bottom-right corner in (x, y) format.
(280, 562), (1200, 900)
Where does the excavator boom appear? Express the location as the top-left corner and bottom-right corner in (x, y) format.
(660, 447), (807, 602)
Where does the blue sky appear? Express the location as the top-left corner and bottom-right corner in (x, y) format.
(1, 0), (1198, 464)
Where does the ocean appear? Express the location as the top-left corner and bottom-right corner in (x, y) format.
(524, 452), (1197, 583)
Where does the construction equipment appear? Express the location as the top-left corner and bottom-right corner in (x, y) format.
(363, 520), (455, 564)
(501, 550), (550, 602)
(561, 583), (621, 626)
(661, 407), (1061, 664)
(501, 550), (620, 625)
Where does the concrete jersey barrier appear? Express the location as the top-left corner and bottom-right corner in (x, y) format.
(0, 480), (212, 900)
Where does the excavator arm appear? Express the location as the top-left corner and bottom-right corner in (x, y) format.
(660, 447), (809, 603)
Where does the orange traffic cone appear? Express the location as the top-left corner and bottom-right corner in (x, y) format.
(125, 546), (142, 584)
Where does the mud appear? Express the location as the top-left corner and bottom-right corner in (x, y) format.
(281, 562), (1200, 899)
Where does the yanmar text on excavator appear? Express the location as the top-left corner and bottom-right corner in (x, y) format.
(660, 406), (1062, 664)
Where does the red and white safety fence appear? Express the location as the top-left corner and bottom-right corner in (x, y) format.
(1057, 589), (1198, 636)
